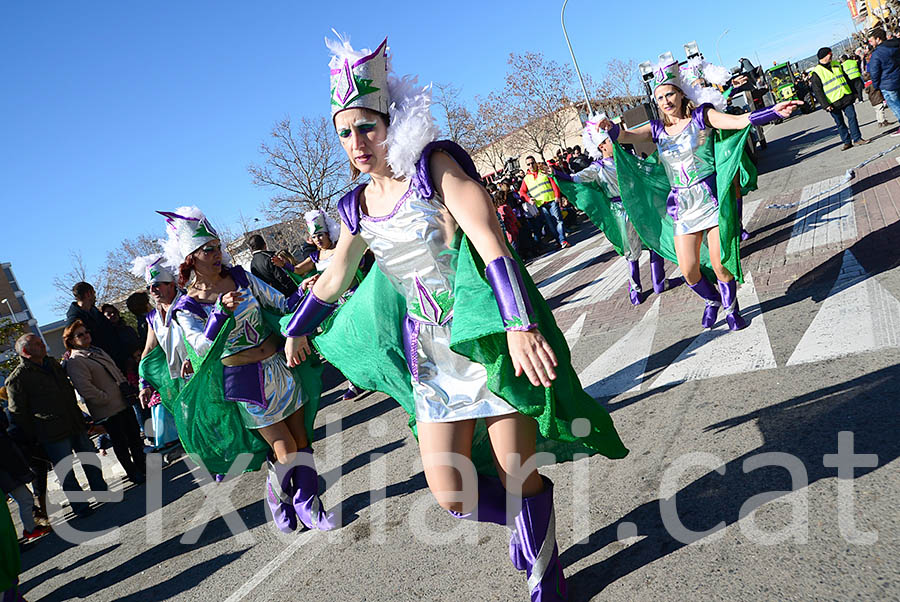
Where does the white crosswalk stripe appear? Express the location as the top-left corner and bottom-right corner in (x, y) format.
(564, 250), (650, 309)
(534, 244), (612, 297)
(563, 313), (586, 347)
(787, 250), (900, 365)
(650, 272), (777, 387)
(580, 298), (660, 398)
(785, 177), (856, 255)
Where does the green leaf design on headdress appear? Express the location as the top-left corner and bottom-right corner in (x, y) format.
(331, 76), (381, 109)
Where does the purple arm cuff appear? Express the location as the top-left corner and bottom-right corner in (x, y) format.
(282, 291), (338, 337)
(608, 123), (620, 142)
(285, 289), (304, 312)
(485, 256), (536, 331)
(202, 302), (231, 341)
(553, 168), (574, 182)
(139, 378), (151, 390)
(749, 106), (780, 126)
(284, 262), (295, 274)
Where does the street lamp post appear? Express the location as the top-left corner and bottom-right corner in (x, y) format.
(561, 0), (594, 115)
(0, 298), (17, 323)
(716, 29), (730, 66)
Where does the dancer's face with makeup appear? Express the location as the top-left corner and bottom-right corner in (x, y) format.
(334, 108), (389, 176)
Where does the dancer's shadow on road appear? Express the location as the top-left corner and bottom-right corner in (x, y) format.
(563, 365), (899, 601)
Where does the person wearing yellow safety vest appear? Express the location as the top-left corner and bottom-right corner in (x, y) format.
(810, 47), (870, 151)
(518, 155), (571, 249)
(840, 53), (865, 101)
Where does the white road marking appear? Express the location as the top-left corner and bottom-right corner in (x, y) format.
(563, 313), (586, 347)
(223, 530), (322, 602)
(650, 272), (777, 387)
(742, 199), (762, 223)
(534, 243), (612, 297)
(785, 177), (856, 255)
(580, 298), (660, 398)
(787, 250), (900, 365)
(565, 250), (650, 309)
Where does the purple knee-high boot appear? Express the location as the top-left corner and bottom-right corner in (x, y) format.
(627, 261), (643, 305)
(447, 474), (527, 571)
(266, 453), (297, 533)
(515, 477), (567, 602)
(688, 277), (721, 329)
(291, 447), (336, 531)
(717, 279), (748, 331)
(649, 251), (684, 294)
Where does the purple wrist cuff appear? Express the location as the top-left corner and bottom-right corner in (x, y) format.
(608, 123), (620, 142)
(282, 291), (338, 337)
(203, 302), (231, 341)
(284, 262), (295, 274)
(139, 378), (151, 391)
(485, 256), (536, 331)
(285, 288), (304, 312)
(553, 168), (574, 182)
(749, 106), (780, 126)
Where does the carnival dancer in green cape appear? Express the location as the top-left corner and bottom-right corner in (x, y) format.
(158, 206), (330, 533)
(598, 52), (801, 331)
(132, 254), (183, 453)
(553, 115), (683, 305)
(282, 34), (628, 602)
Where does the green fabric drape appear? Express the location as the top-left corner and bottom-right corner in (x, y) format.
(555, 176), (627, 256)
(138, 310), (323, 476)
(613, 126), (756, 283)
(298, 237), (629, 474)
(0, 498), (19, 593)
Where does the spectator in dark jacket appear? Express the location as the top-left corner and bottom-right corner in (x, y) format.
(867, 27), (900, 136)
(126, 291), (152, 352)
(66, 281), (128, 370)
(6, 334), (108, 518)
(810, 47), (870, 150)
(248, 235), (298, 297)
(0, 407), (51, 540)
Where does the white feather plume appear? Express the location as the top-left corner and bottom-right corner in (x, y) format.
(325, 30), (393, 74)
(130, 253), (162, 279)
(693, 86), (728, 112)
(385, 75), (439, 179)
(158, 205), (231, 270)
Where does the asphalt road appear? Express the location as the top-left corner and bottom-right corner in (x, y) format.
(12, 102), (900, 602)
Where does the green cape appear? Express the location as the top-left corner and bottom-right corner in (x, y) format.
(292, 237), (629, 474)
(0, 498), (19, 593)
(138, 310), (323, 475)
(612, 126), (757, 283)
(555, 174), (628, 256)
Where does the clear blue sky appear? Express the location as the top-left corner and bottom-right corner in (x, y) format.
(1, 1), (855, 324)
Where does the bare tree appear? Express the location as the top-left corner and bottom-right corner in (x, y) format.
(433, 82), (481, 153)
(96, 234), (167, 303)
(603, 58), (643, 100)
(51, 251), (93, 314)
(248, 116), (353, 221)
(499, 52), (581, 159)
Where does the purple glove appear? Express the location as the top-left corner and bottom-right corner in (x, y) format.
(282, 292), (338, 337)
(608, 123), (620, 142)
(202, 299), (231, 341)
(749, 106), (781, 126)
(485, 256), (536, 331)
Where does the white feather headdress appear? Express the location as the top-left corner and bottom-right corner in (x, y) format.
(581, 114), (611, 160)
(649, 52), (729, 112)
(326, 32), (438, 180)
(157, 205), (232, 269)
(304, 209), (341, 241)
(130, 253), (174, 285)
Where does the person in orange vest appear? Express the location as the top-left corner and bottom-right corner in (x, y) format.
(518, 155), (571, 249)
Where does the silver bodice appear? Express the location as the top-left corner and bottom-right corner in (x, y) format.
(656, 117), (715, 189)
(358, 186), (458, 325)
(356, 183), (515, 423)
(149, 290), (188, 380)
(575, 158), (620, 199)
(176, 269), (293, 358)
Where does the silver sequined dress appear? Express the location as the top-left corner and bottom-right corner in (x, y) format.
(358, 185), (516, 423)
(175, 268), (306, 429)
(574, 158), (644, 261)
(147, 291), (189, 381)
(651, 105), (720, 236)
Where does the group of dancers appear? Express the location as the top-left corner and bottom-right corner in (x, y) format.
(117, 37), (799, 602)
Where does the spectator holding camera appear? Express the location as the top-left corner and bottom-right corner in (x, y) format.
(64, 320), (146, 485)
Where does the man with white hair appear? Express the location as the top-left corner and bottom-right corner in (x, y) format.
(6, 334), (107, 518)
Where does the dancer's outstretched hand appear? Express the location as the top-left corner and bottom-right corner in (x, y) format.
(285, 335), (311, 368)
(774, 100), (804, 118)
(507, 329), (557, 388)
